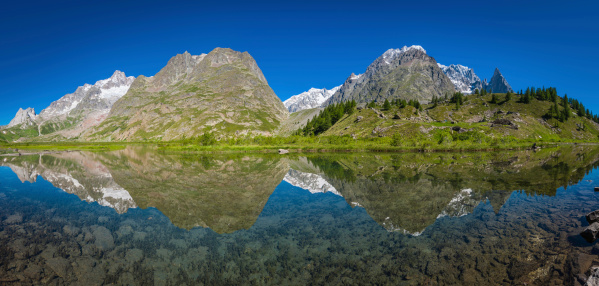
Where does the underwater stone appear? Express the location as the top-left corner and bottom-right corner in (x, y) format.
(587, 211), (599, 224)
(581, 222), (599, 243)
(588, 267), (599, 286)
(93, 226), (114, 251)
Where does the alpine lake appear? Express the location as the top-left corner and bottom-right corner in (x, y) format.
(1, 145), (599, 285)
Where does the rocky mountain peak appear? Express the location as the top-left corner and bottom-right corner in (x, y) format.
(91, 47), (288, 141)
(378, 45), (428, 66)
(485, 67), (513, 93)
(324, 45), (454, 106)
(8, 107), (37, 128)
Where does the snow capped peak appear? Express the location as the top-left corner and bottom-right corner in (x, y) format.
(438, 63), (482, 94)
(382, 45), (427, 64)
(284, 85), (342, 113)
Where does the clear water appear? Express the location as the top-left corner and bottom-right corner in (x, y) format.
(1, 146), (599, 285)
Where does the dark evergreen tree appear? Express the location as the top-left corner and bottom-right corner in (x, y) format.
(490, 93), (498, 104)
(383, 99), (391, 110)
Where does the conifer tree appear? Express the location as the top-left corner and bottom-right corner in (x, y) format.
(561, 94), (570, 121)
(490, 93), (498, 104)
(383, 99), (391, 110)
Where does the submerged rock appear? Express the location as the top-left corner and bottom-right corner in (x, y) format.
(587, 211), (599, 224)
(588, 266), (599, 286)
(92, 226), (114, 251)
(581, 222), (599, 243)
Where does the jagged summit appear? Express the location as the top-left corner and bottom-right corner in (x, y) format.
(484, 67), (513, 93)
(381, 45), (427, 64)
(438, 64), (513, 94)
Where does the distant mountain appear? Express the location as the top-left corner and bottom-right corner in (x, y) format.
(88, 48), (289, 141)
(324, 46), (455, 106)
(38, 70), (135, 121)
(437, 64), (482, 94)
(4, 71), (135, 139)
(284, 86), (341, 113)
(484, 68), (513, 93)
(438, 64), (513, 94)
(7, 108), (37, 128)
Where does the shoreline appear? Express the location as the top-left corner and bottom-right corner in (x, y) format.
(2, 141), (598, 155)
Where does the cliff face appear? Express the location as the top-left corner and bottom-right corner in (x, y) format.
(88, 48), (289, 141)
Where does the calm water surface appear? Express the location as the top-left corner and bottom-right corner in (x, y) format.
(1, 146), (599, 285)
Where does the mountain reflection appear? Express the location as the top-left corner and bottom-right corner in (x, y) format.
(287, 145), (599, 234)
(2, 145), (599, 235)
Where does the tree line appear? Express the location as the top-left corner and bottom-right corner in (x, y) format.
(298, 100), (357, 136)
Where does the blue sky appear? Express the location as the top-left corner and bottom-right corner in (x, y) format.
(1, 0), (598, 125)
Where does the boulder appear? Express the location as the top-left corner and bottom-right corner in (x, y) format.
(492, 118), (513, 126)
(587, 211), (599, 224)
(393, 114), (401, 119)
(278, 149), (289, 155)
(356, 116), (363, 122)
(595, 187), (599, 192)
(581, 222), (599, 243)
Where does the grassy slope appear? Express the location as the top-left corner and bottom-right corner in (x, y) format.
(323, 93), (599, 143)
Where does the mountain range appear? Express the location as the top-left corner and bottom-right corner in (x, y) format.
(284, 47), (514, 113)
(4, 71), (135, 139)
(437, 64), (513, 94)
(324, 46), (455, 106)
(0, 46), (541, 142)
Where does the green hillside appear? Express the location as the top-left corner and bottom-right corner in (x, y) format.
(315, 92), (599, 147)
